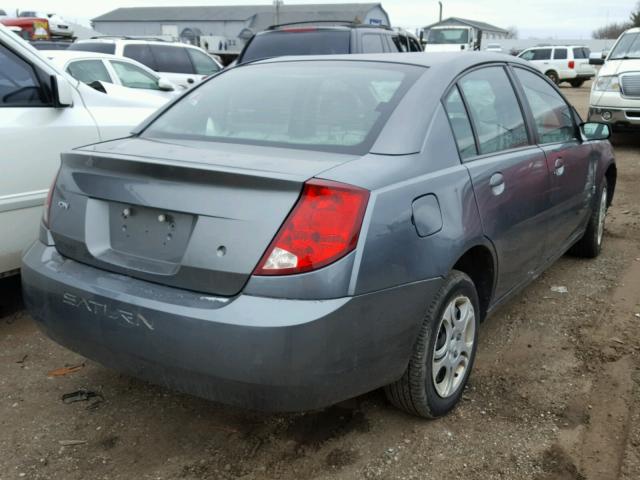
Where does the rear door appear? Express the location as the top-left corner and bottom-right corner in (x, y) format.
(450, 65), (551, 299)
(512, 67), (593, 258)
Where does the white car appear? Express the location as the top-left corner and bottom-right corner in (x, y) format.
(0, 24), (162, 276)
(518, 45), (596, 87)
(67, 38), (223, 89)
(44, 50), (181, 104)
(18, 10), (73, 38)
(588, 27), (640, 130)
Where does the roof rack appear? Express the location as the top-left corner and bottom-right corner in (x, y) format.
(266, 20), (391, 31)
(89, 35), (169, 42)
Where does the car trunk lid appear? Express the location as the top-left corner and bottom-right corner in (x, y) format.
(48, 137), (357, 296)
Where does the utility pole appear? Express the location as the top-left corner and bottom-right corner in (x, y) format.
(438, 1), (443, 22)
(274, 0), (283, 26)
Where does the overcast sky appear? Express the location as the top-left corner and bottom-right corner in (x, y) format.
(3, 0), (635, 38)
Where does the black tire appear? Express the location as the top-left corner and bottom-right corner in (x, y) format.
(570, 180), (608, 258)
(546, 70), (560, 85)
(385, 270), (480, 418)
(570, 79), (585, 88)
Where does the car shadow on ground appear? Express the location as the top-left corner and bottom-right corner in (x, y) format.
(0, 275), (23, 320)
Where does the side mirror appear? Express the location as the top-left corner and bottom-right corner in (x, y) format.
(51, 74), (73, 107)
(589, 56), (605, 66)
(157, 77), (174, 91)
(580, 122), (611, 141)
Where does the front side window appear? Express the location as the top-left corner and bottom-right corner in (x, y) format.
(553, 48), (567, 60)
(519, 49), (536, 61)
(362, 34), (385, 53)
(514, 68), (576, 144)
(142, 62), (423, 155)
(66, 60), (111, 85)
(0, 43), (46, 106)
(187, 49), (220, 75)
(458, 67), (528, 155)
(444, 87), (476, 160)
(149, 45), (193, 74)
(110, 61), (159, 90)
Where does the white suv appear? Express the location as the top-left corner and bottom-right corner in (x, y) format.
(518, 46), (596, 87)
(67, 38), (222, 89)
(588, 27), (640, 131)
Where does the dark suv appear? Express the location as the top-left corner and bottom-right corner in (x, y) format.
(235, 22), (422, 64)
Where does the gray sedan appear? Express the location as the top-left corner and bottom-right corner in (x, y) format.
(22, 53), (616, 418)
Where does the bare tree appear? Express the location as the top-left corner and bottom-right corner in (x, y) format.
(631, 1), (640, 27)
(592, 21), (631, 39)
(506, 26), (518, 39)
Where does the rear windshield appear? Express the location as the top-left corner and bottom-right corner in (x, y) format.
(609, 32), (640, 60)
(240, 30), (350, 63)
(142, 61), (423, 155)
(67, 42), (116, 55)
(426, 28), (469, 44)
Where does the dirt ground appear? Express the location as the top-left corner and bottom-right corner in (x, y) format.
(1, 83), (640, 480)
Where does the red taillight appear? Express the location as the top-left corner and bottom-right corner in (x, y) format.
(253, 179), (369, 276)
(568, 60), (575, 69)
(43, 169), (60, 228)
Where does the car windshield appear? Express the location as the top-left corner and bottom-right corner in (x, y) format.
(240, 30), (350, 63)
(427, 28), (469, 44)
(142, 61), (424, 155)
(610, 32), (640, 59)
(67, 42), (116, 55)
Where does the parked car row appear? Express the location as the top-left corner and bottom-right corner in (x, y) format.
(0, 18), (624, 420)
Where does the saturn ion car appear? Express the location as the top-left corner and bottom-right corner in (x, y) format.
(22, 53), (616, 418)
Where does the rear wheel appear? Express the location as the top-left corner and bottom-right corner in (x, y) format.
(570, 181), (608, 258)
(570, 79), (585, 88)
(385, 271), (479, 418)
(546, 70), (560, 85)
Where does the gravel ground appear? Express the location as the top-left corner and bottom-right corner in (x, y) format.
(1, 82), (639, 480)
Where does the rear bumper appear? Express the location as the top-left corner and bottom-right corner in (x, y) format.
(588, 106), (640, 128)
(22, 241), (441, 411)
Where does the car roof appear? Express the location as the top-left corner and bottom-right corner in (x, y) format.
(250, 52), (531, 71)
(41, 50), (124, 61)
(261, 23), (392, 34)
(77, 37), (198, 48)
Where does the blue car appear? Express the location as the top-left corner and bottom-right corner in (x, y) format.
(22, 53), (616, 418)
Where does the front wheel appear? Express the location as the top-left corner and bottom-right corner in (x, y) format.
(385, 271), (480, 418)
(570, 181), (608, 258)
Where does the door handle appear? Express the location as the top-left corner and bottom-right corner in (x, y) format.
(554, 158), (565, 176)
(489, 173), (505, 196)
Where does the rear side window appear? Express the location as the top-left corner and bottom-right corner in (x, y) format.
(187, 49), (220, 75)
(67, 42), (116, 55)
(553, 48), (567, 59)
(66, 60), (112, 84)
(362, 34), (385, 53)
(573, 47), (587, 59)
(150, 45), (194, 74)
(123, 44), (157, 71)
(143, 61), (423, 155)
(0, 43), (47, 106)
(240, 31), (350, 63)
(458, 67), (528, 155)
(444, 87), (476, 160)
(514, 68), (576, 144)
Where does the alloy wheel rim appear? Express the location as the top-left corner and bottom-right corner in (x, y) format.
(432, 296), (476, 398)
(597, 185), (607, 246)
